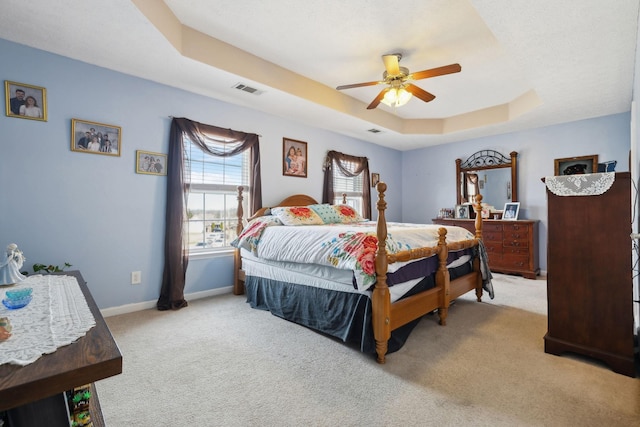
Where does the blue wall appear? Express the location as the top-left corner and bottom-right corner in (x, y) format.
(0, 38), (633, 310)
(0, 39), (402, 310)
(402, 113), (631, 272)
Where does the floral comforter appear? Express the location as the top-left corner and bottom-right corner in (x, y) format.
(232, 217), (475, 291)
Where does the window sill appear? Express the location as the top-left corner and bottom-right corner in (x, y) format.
(188, 247), (235, 260)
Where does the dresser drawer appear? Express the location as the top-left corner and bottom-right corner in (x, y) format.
(503, 239), (529, 248)
(483, 223), (503, 233)
(503, 223), (529, 232)
(483, 241), (503, 255)
(483, 231), (503, 242)
(503, 230), (529, 241)
(503, 246), (529, 256)
(501, 254), (530, 269)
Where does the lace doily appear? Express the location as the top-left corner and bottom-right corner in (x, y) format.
(0, 274), (96, 366)
(544, 172), (615, 196)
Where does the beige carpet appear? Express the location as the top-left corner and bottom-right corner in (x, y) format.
(96, 274), (640, 426)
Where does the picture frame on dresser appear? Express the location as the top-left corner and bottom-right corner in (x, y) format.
(502, 202), (520, 220)
(455, 204), (470, 219)
(554, 154), (598, 176)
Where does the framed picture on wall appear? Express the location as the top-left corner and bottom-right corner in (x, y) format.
(136, 150), (167, 176)
(71, 118), (121, 156)
(4, 80), (47, 121)
(554, 155), (598, 176)
(371, 173), (380, 187)
(503, 202), (520, 220)
(283, 137), (307, 177)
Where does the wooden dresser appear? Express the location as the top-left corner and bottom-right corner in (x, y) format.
(432, 218), (539, 279)
(0, 271), (122, 426)
(544, 172), (636, 377)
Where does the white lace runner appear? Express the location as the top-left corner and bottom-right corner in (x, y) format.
(0, 274), (96, 366)
(544, 172), (615, 196)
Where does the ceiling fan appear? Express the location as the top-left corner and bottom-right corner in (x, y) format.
(336, 53), (461, 110)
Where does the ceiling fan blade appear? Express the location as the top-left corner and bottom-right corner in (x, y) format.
(336, 81), (382, 90)
(410, 63), (461, 80)
(367, 88), (390, 110)
(382, 54), (400, 76)
(405, 84), (436, 103)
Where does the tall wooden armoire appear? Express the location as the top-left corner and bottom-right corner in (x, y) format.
(544, 172), (637, 377)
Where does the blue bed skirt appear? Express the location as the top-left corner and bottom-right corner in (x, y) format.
(244, 261), (473, 356)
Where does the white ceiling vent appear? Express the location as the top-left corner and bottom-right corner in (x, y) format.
(233, 83), (263, 95)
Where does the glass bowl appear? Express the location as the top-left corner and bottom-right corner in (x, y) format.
(5, 287), (33, 300)
(2, 295), (32, 310)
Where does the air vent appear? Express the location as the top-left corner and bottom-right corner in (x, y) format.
(367, 128), (382, 133)
(233, 83), (263, 95)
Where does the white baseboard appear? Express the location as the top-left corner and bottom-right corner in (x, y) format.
(100, 286), (234, 318)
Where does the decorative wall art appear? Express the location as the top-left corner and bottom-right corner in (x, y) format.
(71, 118), (121, 156)
(4, 80), (47, 121)
(136, 150), (167, 176)
(283, 137), (307, 177)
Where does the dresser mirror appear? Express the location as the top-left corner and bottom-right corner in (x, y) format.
(456, 150), (518, 208)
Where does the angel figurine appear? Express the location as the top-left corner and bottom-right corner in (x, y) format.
(0, 243), (26, 286)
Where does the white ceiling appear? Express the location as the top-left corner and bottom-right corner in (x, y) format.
(0, 0), (638, 150)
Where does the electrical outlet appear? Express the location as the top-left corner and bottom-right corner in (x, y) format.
(131, 271), (142, 285)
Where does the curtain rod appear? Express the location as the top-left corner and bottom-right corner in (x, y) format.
(168, 116), (262, 137)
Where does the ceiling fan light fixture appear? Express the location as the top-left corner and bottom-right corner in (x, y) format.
(381, 87), (412, 107)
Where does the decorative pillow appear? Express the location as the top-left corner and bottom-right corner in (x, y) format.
(331, 204), (364, 223)
(270, 206), (324, 226)
(309, 204), (343, 224)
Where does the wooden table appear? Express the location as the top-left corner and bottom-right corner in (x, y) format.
(0, 271), (122, 426)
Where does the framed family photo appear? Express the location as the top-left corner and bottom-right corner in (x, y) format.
(136, 150), (167, 176)
(554, 154), (598, 176)
(5, 80), (47, 121)
(283, 137), (307, 178)
(71, 118), (121, 156)
(455, 204), (470, 219)
(503, 202), (520, 220)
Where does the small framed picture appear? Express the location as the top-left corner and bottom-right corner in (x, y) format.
(554, 155), (598, 176)
(371, 173), (380, 187)
(71, 118), (121, 156)
(283, 137), (307, 177)
(455, 204), (470, 219)
(136, 150), (167, 176)
(5, 80), (47, 121)
(502, 202), (520, 220)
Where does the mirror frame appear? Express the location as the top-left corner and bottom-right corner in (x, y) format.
(456, 150), (518, 205)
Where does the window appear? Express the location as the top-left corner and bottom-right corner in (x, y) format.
(332, 158), (364, 214)
(184, 138), (249, 251)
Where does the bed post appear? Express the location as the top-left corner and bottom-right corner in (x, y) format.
(473, 194), (483, 240)
(373, 182), (391, 364)
(473, 194), (483, 302)
(436, 228), (450, 325)
(233, 186), (244, 295)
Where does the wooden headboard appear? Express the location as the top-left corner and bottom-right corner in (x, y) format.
(248, 194), (319, 221)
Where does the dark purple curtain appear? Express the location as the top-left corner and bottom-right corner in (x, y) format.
(157, 117), (262, 310)
(322, 150), (371, 219)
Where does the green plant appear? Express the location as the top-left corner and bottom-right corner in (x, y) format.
(33, 262), (72, 274)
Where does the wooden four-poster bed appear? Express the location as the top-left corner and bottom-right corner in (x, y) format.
(232, 183), (489, 363)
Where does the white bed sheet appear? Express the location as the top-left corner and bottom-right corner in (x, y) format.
(240, 249), (470, 304)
